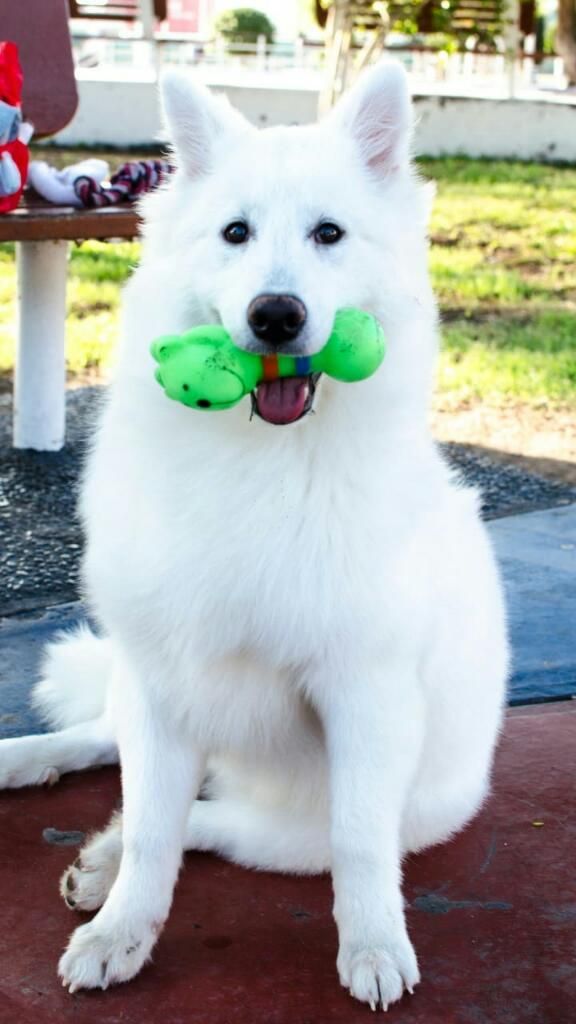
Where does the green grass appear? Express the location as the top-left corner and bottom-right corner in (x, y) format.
(436, 311), (576, 405)
(0, 240), (138, 376)
(419, 157), (576, 408)
(1, 153), (575, 408)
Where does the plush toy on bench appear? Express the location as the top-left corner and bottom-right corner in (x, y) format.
(0, 42), (33, 214)
(151, 307), (385, 412)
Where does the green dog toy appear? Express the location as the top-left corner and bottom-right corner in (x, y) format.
(151, 307), (385, 412)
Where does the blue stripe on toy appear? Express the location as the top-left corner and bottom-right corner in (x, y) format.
(295, 355), (311, 376)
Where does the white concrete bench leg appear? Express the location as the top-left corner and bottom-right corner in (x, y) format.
(14, 239), (69, 451)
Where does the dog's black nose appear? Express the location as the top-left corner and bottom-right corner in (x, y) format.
(247, 294), (307, 347)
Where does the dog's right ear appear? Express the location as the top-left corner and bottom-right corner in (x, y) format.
(160, 70), (249, 178)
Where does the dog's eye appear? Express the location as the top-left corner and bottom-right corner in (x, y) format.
(223, 220), (250, 245)
(313, 222), (344, 246)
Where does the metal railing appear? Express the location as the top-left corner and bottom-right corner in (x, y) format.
(70, 33), (569, 96)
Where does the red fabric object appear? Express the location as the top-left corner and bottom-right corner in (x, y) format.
(0, 41), (23, 106)
(0, 139), (29, 213)
(0, 41), (27, 213)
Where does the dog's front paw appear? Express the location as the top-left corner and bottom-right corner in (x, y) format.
(58, 917), (158, 993)
(337, 932), (420, 1011)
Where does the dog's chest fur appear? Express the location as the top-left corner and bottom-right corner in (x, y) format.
(84, 394), (426, 679)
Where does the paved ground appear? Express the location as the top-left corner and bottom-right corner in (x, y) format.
(1, 386), (575, 616)
(490, 504), (576, 703)
(0, 705), (574, 1023)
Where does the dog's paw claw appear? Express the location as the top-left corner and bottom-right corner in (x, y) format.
(59, 919), (154, 993)
(338, 935), (420, 1011)
(60, 849), (119, 913)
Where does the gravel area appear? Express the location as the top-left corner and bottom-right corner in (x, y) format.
(1, 387), (575, 617)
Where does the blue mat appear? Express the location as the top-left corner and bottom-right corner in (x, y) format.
(0, 603), (85, 737)
(490, 503), (576, 704)
(1, 504), (574, 738)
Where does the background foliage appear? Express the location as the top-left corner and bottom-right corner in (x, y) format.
(215, 7), (276, 44)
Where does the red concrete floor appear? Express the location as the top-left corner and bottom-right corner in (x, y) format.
(0, 704), (574, 1024)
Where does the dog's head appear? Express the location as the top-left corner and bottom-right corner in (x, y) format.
(149, 62), (435, 426)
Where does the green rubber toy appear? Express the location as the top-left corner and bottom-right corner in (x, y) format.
(151, 307), (385, 412)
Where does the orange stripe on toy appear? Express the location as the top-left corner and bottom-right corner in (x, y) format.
(262, 354), (279, 381)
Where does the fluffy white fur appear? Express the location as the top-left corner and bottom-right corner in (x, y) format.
(0, 62), (508, 1010)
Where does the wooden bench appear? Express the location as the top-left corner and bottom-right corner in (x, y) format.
(2, 0), (143, 450)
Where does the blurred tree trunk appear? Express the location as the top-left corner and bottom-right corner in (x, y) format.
(557, 0), (576, 84)
(314, 0), (329, 28)
(318, 1), (389, 112)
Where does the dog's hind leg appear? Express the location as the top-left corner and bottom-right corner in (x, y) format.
(60, 795), (330, 917)
(61, 811), (123, 913)
(184, 798), (331, 875)
(0, 715), (117, 789)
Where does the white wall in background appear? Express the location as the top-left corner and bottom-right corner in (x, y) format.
(51, 75), (576, 163)
(414, 95), (575, 163)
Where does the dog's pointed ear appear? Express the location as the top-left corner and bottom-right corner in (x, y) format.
(329, 61), (412, 179)
(160, 70), (250, 178)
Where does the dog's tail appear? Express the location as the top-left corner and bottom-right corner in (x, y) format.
(32, 624), (112, 730)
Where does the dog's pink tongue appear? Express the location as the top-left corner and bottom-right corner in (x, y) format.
(256, 377), (309, 425)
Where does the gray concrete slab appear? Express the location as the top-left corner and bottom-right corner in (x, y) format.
(1, 504), (574, 739)
(490, 503), (576, 704)
(0, 604), (85, 737)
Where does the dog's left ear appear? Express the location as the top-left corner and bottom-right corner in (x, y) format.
(329, 61), (412, 179)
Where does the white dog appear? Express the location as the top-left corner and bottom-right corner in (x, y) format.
(0, 62), (508, 1010)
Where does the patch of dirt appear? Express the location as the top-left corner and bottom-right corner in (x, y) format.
(439, 308), (533, 325)
(68, 300), (113, 319)
(432, 400), (576, 485)
(430, 231), (465, 247)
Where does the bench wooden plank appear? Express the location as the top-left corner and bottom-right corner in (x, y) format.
(0, 194), (140, 243)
